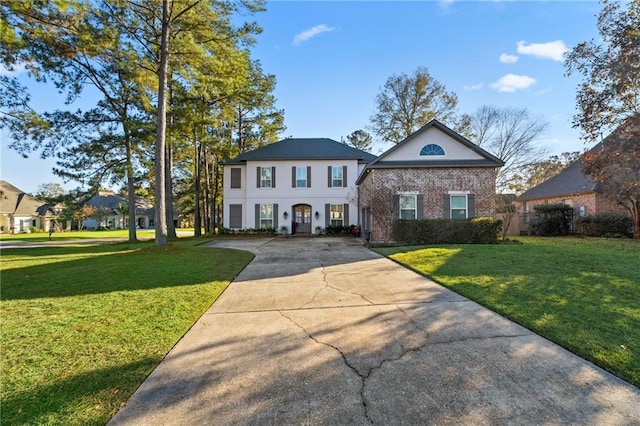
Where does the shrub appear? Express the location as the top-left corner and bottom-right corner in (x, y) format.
(528, 203), (574, 236)
(575, 213), (633, 237)
(219, 227), (275, 235)
(29, 226), (43, 234)
(391, 217), (501, 245)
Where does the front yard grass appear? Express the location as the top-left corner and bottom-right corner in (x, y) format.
(375, 237), (640, 387)
(1, 239), (253, 425)
(0, 229), (157, 242)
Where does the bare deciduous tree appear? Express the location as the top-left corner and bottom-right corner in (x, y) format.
(471, 106), (549, 192)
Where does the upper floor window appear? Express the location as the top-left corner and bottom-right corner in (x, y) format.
(293, 166), (311, 188)
(257, 166), (275, 188)
(399, 194), (417, 220)
(420, 144), (445, 156)
(230, 168), (241, 189)
(329, 165), (346, 188)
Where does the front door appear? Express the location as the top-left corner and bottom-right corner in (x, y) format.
(293, 204), (312, 234)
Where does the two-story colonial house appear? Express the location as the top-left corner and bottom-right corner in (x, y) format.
(223, 120), (503, 241)
(223, 138), (376, 234)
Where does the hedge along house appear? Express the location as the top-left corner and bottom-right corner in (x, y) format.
(356, 120), (504, 242)
(223, 138), (376, 234)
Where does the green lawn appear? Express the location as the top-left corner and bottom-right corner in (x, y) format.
(376, 237), (640, 387)
(1, 239), (253, 425)
(0, 229), (157, 242)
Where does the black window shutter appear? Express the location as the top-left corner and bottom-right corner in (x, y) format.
(292, 166), (296, 188)
(343, 203), (349, 225)
(416, 195), (424, 219)
(468, 194), (475, 218)
(307, 166), (311, 187)
(443, 194), (451, 219)
(327, 166), (332, 187)
(393, 195), (400, 220)
(255, 204), (260, 227)
(256, 167), (261, 188)
(342, 165), (348, 187)
(325, 203), (330, 227)
(273, 204), (279, 228)
(272, 166), (276, 188)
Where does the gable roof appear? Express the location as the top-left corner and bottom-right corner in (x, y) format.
(87, 191), (154, 215)
(225, 138), (377, 164)
(518, 145), (600, 201)
(356, 119), (504, 184)
(0, 180), (53, 217)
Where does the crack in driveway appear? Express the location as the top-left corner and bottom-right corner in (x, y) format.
(279, 306), (437, 425)
(301, 262), (374, 308)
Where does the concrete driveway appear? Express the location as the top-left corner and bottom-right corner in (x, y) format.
(109, 237), (640, 425)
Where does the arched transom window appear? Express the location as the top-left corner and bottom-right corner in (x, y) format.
(419, 144), (445, 156)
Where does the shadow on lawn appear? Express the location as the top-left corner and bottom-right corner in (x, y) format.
(0, 243), (252, 300)
(3, 357), (160, 425)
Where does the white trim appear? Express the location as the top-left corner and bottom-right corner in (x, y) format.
(447, 190), (470, 195)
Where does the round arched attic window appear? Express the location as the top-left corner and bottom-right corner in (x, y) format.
(419, 144), (445, 156)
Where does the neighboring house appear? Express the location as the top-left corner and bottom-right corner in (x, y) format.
(357, 120), (504, 242)
(223, 138), (376, 234)
(84, 190), (155, 229)
(0, 180), (57, 233)
(517, 144), (628, 232)
(223, 120), (503, 242)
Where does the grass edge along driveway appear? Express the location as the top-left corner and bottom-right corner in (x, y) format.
(375, 237), (640, 388)
(1, 238), (253, 425)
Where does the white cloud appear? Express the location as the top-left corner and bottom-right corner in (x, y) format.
(499, 53), (518, 64)
(464, 83), (484, 91)
(516, 40), (569, 61)
(292, 24), (336, 46)
(490, 74), (536, 92)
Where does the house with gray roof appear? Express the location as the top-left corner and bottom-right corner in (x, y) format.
(0, 180), (57, 233)
(223, 120), (503, 242)
(518, 143), (629, 231)
(84, 190), (155, 229)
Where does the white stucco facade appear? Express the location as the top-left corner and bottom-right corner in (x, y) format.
(223, 159), (367, 233)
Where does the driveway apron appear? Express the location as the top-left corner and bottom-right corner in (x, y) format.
(109, 237), (640, 425)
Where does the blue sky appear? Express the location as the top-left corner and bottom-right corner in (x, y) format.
(0, 0), (603, 194)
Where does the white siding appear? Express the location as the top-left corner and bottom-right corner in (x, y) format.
(223, 160), (364, 231)
(382, 127), (484, 162)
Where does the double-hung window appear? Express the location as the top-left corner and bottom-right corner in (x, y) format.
(260, 167), (272, 188)
(260, 204), (273, 228)
(293, 166), (310, 188)
(399, 194), (417, 220)
(450, 195), (467, 219)
(330, 204), (344, 226)
(331, 166), (343, 187)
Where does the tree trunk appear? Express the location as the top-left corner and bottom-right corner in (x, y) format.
(165, 140), (177, 239)
(633, 200), (640, 239)
(203, 149), (211, 234)
(154, 0), (170, 247)
(124, 127), (137, 242)
(193, 125), (202, 237)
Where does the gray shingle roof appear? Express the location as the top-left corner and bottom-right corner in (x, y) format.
(518, 149), (598, 201)
(87, 191), (155, 215)
(0, 180), (53, 216)
(225, 138), (377, 164)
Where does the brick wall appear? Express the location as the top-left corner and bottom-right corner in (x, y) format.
(360, 167), (498, 242)
(517, 192), (629, 235)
